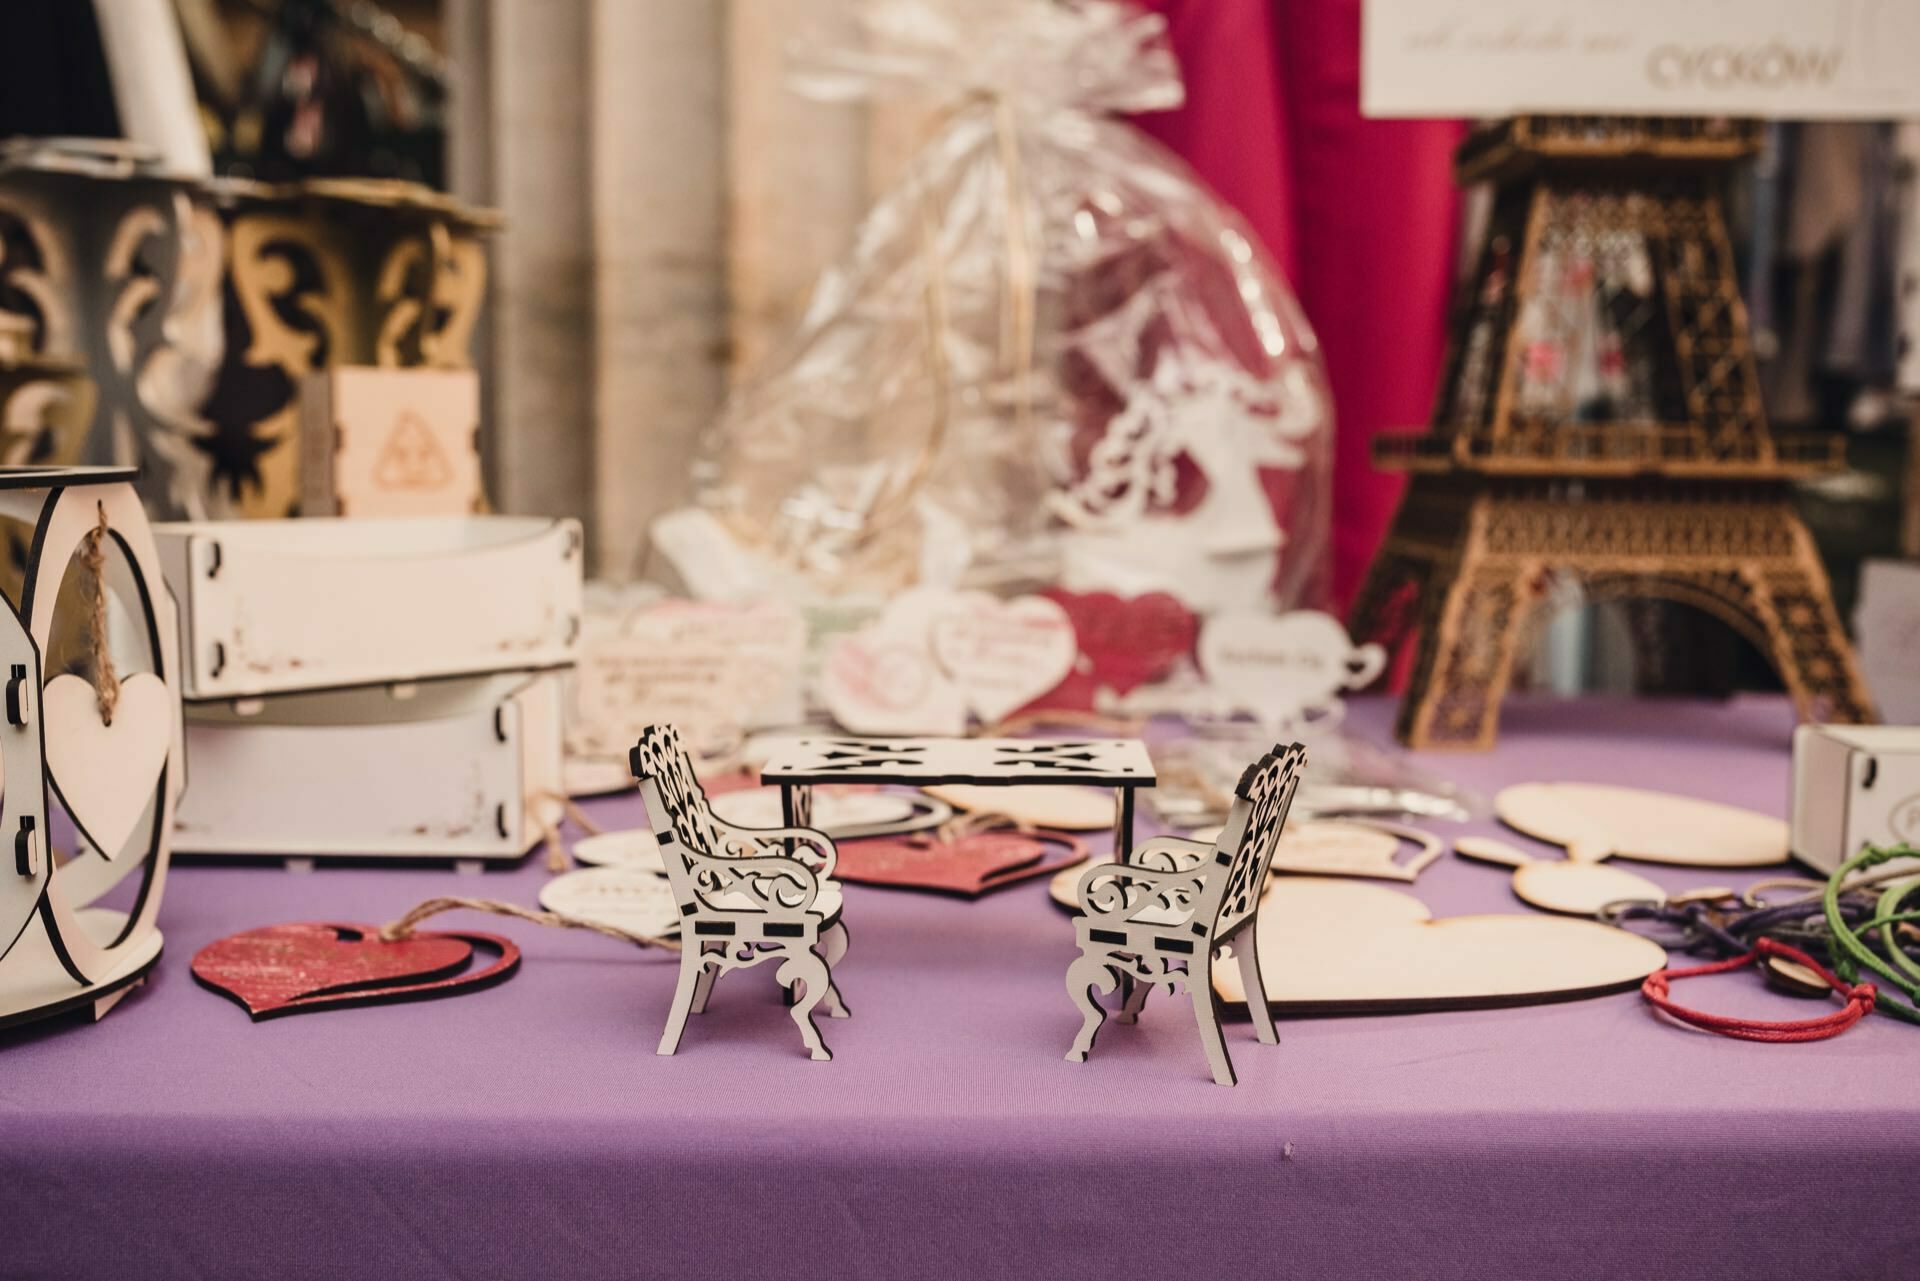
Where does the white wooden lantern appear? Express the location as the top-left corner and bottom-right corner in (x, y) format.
(0, 466), (183, 1029)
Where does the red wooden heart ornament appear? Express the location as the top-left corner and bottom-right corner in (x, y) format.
(191, 922), (520, 1020)
(835, 831), (1087, 897)
(1032, 590), (1197, 711)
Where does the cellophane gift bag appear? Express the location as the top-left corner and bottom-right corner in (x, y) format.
(666, 0), (1332, 615)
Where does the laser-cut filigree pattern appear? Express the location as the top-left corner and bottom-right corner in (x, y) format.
(631, 724), (850, 1061)
(1063, 742), (1304, 1086)
(1354, 118), (1870, 749)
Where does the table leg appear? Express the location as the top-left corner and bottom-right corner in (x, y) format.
(781, 782), (816, 1006)
(781, 783), (813, 830)
(781, 784), (813, 858)
(1112, 786), (1138, 1012)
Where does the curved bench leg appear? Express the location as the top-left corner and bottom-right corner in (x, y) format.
(1234, 939), (1278, 1046)
(1117, 975), (1151, 1024)
(1065, 954), (1118, 1062)
(777, 949), (834, 1061)
(1189, 961), (1237, 1086)
(658, 953), (704, 1056)
(819, 921), (851, 1018)
(691, 962), (718, 1014)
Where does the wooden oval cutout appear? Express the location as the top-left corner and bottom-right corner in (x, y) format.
(1511, 860), (1667, 916)
(1495, 782), (1788, 867)
(539, 867), (681, 937)
(571, 828), (664, 871)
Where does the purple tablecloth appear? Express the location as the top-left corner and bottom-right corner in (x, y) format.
(5, 697), (1917, 1280)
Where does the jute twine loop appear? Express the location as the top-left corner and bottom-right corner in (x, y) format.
(534, 790), (605, 872)
(380, 896), (679, 953)
(80, 501), (120, 726)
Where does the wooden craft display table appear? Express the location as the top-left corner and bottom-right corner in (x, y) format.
(10, 698), (1917, 1281)
(760, 736), (1157, 856)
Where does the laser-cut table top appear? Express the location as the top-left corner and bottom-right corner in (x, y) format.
(759, 736), (1156, 788)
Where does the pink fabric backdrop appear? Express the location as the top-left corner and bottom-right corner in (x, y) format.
(1137, 0), (1463, 610)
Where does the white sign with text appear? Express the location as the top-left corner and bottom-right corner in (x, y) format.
(1364, 0), (1920, 119)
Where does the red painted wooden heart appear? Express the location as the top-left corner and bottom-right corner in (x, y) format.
(191, 922), (520, 1021)
(834, 831), (1087, 897)
(1031, 590), (1198, 711)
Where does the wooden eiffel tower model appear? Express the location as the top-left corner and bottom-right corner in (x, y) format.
(1351, 117), (1873, 749)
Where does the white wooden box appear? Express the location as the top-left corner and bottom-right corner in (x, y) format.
(1790, 724), (1920, 875)
(174, 673), (564, 860)
(157, 516), (582, 699)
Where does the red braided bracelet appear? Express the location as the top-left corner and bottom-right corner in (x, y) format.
(1640, 938), (1877, 1042)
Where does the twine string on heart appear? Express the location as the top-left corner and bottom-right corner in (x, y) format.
(80, 500), (120, 726)
(530, 789), (607, 872)
(381, 895), (680, 952)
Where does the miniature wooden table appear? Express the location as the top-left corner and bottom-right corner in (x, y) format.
(759, 736), (1157, 856)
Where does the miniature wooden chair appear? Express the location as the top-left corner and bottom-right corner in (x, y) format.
(630, 725), (851, 1061)
(1065, 743), (1305, 1085)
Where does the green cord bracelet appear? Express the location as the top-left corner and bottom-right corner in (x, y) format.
(1823, 846), (1920, 1026)
(1871, 877), (1920, 986)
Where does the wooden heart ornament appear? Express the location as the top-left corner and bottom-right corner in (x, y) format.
(191, 922), (520, 1020)
(1036, 590), (1198, 711)
(836, 829), (1086, 897)
(44, 672), (172, 856)
(1494, 783), (1789, 867)
(819, 588), (1079, 733)
(1214, 878), (1667, 1014)
(820, 630), (967, 736)
(1050, 869), (1664, 1013)
(929, 592), (1077, 722)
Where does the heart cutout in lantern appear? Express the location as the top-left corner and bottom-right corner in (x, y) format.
(835, 830), (1087, 897)
(191, 922), (520, 1020)
(44, 671), (172, 857)
(1037, 590), (1198, 711)
(929, 592), (1078, 723)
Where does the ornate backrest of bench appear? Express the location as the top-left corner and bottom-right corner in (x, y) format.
(1212, 743), (1306, 939)
(631, 724), (730, 852)
(1075, 742), (1305, 939)
(630, 723), (822, 916)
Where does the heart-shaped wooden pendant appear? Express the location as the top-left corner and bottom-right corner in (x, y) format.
(1036, 590), (1197, 711)
(834, 830), (1086, 897)
(929, 592), (1078, 722)
(44, 671), (172, 857)
(820, 630), (967, 736)
(191, 922), (519, 1020)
